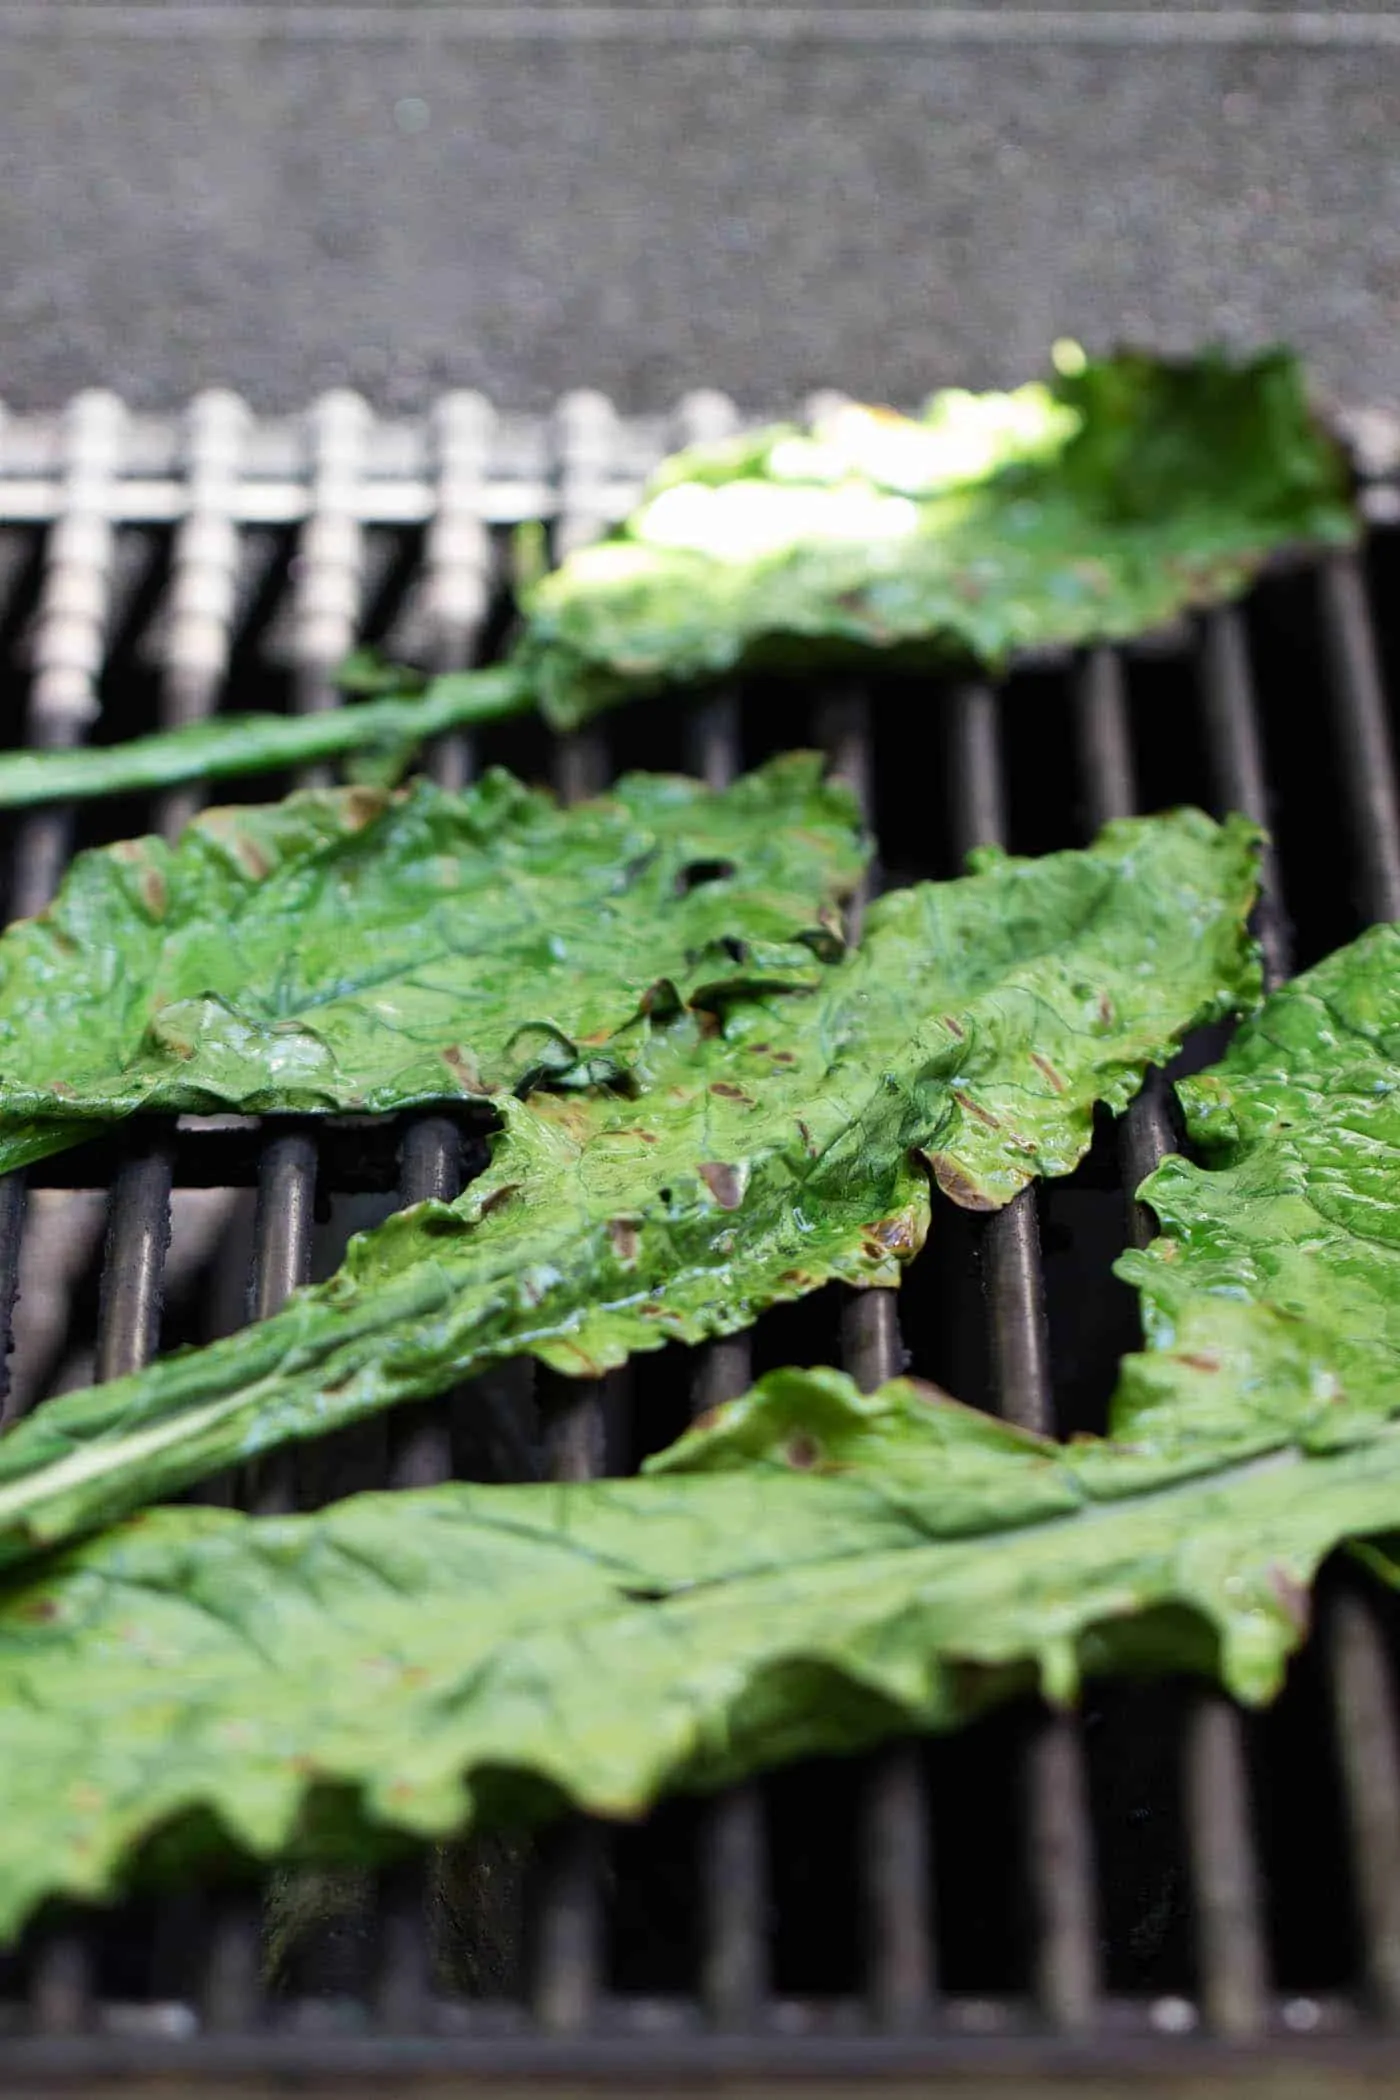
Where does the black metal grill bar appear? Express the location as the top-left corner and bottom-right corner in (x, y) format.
(420, 391), (496, 797)
(102, 395), (250, 1415)
(1320, 552), (1400, 927)
(677, 636), (775, 2031)
(1330, 1593), (1400, 2020)
(527, 393), (630, 2038)
(10, 393), (132, 2042)
(1076, 643), (1271, 2041)
(813, 677), (937, 2035)
(946, 679), (1099, 2036)
(1198, 608), (1293, 985)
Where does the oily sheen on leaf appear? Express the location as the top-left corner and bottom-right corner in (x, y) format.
(0, 755), (862, 1178)
(0, 1352), (1398, 1938)
(0, 809), (1260, 1566)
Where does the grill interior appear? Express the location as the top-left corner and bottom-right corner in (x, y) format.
(2, 388), (1400, 2087)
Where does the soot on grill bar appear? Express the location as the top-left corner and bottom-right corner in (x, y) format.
(0, 385), (1398, 2089)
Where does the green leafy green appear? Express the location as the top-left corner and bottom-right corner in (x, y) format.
(1115, 918), (1400, 1466)
(517, 346), (1356, 726)
(0, 755), (862, 1179)
(0, 351), (1356, 809)
(0, 810), (1259, 1568)
(2, 1348), (1398, 1939)
(0, 665), (534, 813)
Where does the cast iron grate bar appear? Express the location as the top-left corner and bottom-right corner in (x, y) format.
(1076, 641), (1271, 2041)
(947, 680), (1100, 2036)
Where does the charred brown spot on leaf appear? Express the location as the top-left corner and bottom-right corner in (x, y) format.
(952, 1088), (1001, 1131)
(1267, 1564), (1311, 1637)
(1098, 992), (1115, 1027)
(477, 1183), (521, 1219)
(228, 835), (273, 881)
(18, 1596), (59, 1623)
(785, 1434), (821, 1470)
(138, 868), (168, 920)
(941, 1013), (966, 1040)
(779, 1268), (816, 1289)
(770, 1050), (797, 1066)
(441, 1045), (490, 1095)
(1030, 1052), (1068, 1093)
(675, 858), (737, 896)
(709, 1082), (752, 1103)
(698, 1162), (744, 1209)
(553, 1340), (607, 1376)
(607, 1218), (640, 1264)
(867, 1213), (919, 1256)
(1172, 1351), (1222, 1374)
(927, 1152), (1000, 1211)
(795, 1118), (818, 1156)
(695, 1009), (724, 1040)
(341, 786), (388, 832)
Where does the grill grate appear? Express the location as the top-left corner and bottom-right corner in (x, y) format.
(1, 390), (1400, 2087)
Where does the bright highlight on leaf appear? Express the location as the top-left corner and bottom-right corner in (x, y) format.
(519, 347), (1356, 727)
(0, 350), (1356, 810)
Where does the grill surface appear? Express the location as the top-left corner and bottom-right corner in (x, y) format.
(1, 389), (1400, 2090)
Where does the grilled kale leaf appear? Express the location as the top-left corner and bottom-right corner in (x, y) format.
(2, 1334), (1398, 1938)
(0, 809), (1259, 1567)
(1115, 918), (1400, 1463)
(520, 346), (1356, 726)
(0, 350), (1355, 809)
(0, 755), (862, 1179)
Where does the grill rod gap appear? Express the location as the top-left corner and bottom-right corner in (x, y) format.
(947, 679), (1099, 2037)
(1077, 643), (1270, 2041)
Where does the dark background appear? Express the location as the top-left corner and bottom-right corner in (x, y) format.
(2, 2), (1400, 414)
